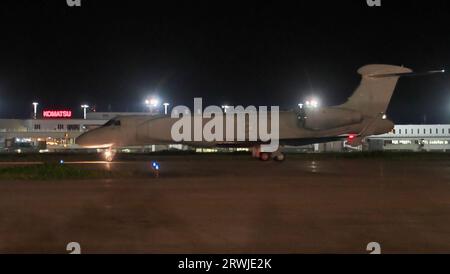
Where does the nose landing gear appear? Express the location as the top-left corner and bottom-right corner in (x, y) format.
(103, 148), (116, 162)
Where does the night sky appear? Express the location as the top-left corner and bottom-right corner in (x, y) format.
(0, 0), (449, 123)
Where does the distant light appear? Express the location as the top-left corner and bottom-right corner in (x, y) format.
(348, 134), (356, 140)
(145, 97), (160, 107)
(298, 103), (304, 109)
(60, 160), (64, 164)
(382, 114), (387, 120)
(150, 99), (159, 107)
(303, 97), (320, 109)
(145, 97), (161, 114)
(152, 161), (160, 170)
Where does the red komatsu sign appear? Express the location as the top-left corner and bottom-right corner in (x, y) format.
(43, 110), (72, 118)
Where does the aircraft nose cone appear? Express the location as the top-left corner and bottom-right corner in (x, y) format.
(75, 128), (116, 148)
(75, 133), (89, 146)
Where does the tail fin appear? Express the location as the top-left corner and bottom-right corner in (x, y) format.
(339, 64), (412, 117)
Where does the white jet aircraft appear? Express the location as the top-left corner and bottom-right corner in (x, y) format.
(75, 64), (444, 161)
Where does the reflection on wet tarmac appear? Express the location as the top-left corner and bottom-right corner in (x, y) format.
(1, 155), (450, 253)
(309, 161), (318, 173)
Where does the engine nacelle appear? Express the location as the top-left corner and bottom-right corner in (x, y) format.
(301, 108), (363, 130)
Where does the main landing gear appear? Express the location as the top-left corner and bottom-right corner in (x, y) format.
(252, 146), (285, 162)
(103, 147), (116, 162)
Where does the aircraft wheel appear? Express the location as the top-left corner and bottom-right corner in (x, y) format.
(274, 153), (285, 162)
(259, 152), (270, 161)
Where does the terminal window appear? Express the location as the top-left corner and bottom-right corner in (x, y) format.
(67, 125), (80, 131)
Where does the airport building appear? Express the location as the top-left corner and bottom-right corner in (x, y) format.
(367, 124), (450, 152)
(1, 109), (450, 153)
(0, 111), (154, 152)
(317, 124), (450, 152)
(284, 124), (450, 153)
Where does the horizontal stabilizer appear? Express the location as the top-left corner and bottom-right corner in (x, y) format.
(370, 69), (445, 78)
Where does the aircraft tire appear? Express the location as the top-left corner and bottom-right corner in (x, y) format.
(274, 153), (285, 162)
(259, 152), (270, 161)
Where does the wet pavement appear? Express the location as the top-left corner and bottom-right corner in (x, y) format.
(1, 155), (450, 253)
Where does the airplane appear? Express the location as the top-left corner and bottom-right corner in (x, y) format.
(75, 64), (445, 162)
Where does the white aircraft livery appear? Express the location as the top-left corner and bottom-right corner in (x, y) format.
(75, 64), (444, 161)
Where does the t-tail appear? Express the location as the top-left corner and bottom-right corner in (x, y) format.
(338, 64), (412, 118)
(338, 64), (445, 118)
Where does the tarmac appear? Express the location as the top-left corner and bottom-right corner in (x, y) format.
(0, 154), (449, 253)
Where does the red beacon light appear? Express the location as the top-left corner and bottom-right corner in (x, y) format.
(347, 134), (357, 141)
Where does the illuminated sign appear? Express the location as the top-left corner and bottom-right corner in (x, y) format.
(43, 110), (72, 119)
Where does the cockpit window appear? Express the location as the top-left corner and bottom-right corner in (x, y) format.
(103, 119), (121, 127)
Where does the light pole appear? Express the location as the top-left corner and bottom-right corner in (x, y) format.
(163, 103), (170, 115)
(32, 102), (39, 119)
(81, 104), (89, 120)
(221, 105), (230, 113)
